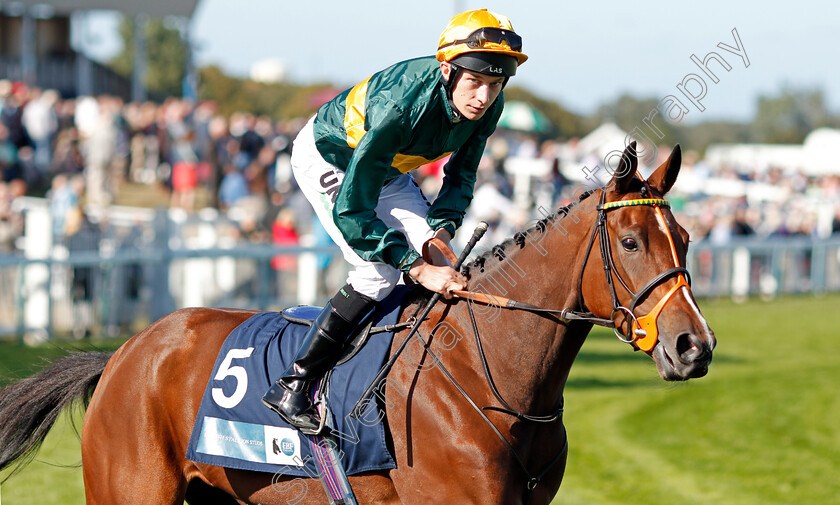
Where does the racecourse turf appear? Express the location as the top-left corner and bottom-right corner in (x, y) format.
(0, 295), (838, 504)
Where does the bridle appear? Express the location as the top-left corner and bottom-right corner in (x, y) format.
(577, 186), (692, 351)
(450, 182), (692, 352)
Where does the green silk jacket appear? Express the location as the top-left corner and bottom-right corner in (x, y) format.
(313, 55), (503, 273)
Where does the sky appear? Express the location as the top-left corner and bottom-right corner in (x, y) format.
(81, 0), (840, 123)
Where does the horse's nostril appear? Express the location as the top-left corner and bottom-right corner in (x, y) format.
(676, 332), (703, 364)
(676, 332), (691, 354)
(676, 332), (713, 366)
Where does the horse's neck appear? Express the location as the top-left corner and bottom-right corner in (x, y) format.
(462, 211), (594, 413)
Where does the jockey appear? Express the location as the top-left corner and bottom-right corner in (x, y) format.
(263, 9), (528, 434)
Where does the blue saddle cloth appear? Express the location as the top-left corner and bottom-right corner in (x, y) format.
(185, 287), (410, 477)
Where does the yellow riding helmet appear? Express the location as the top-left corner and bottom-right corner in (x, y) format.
(436, 8), (528, 74)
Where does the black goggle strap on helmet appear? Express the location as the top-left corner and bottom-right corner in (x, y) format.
(438, 27), (522, 53)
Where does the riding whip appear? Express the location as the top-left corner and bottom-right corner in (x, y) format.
(351, 221), (488, 420)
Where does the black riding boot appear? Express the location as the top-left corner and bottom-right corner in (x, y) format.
(262, 285), (375, 434)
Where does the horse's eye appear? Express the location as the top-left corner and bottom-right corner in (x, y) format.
(621, 237), (638, 251)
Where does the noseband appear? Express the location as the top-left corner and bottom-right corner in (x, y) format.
(578, 189), (691, 351)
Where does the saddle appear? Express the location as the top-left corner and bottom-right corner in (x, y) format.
(186, 304), (402, 481)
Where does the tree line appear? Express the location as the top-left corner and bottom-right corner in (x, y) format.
(109, 17), (839, 155)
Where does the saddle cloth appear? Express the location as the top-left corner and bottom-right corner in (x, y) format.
(185, 287), (411, 477)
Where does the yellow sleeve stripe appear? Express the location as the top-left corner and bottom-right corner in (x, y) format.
(344, 76), (372, 148)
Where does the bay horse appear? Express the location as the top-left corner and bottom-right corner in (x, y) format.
(0, 143), (715, 504)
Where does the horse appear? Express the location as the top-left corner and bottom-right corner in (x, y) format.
(0, 143), (715, 505)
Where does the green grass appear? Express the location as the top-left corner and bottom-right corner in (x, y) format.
(556, 295), (840, 505)
(1, 297), (839, 504)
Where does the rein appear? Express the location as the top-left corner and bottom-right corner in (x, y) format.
(448, 289), (614, 328)
(413, 239), (568, 501)
(451, 189), (691, 352)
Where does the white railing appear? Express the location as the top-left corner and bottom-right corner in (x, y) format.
(1, 198), (839, 342)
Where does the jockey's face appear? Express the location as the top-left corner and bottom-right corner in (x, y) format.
(441, 62), (505, 120)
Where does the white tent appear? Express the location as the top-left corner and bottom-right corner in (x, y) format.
(803, 128), (840, 175)
(575, 122), (628, 160)
(704, 128), (840, 176)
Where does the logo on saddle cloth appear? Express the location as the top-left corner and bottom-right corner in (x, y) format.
(195, 416), (303, 467)
(275, 437), (296, 457)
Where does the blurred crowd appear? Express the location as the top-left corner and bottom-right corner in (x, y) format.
(671, 162), (840, 244)
(0, 80), (314, 254)
(2, 78), (840, 264)
(560, 146), (840, 245)
(451, 134), (840, 251)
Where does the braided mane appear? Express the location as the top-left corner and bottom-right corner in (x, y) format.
(461, 188), (599, 280)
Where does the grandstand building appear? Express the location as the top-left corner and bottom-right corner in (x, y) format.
(0, 0), (199, 100)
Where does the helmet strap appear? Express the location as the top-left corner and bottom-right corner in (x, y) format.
(443, 63), (466, 121)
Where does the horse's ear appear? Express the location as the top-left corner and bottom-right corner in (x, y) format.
(612, 141), (638, 195)
(647, 144), (682, 196)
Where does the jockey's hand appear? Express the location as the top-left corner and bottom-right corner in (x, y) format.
(408, 258), (466, 300)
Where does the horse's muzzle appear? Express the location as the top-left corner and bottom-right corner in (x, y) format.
(652, 330), (715, 381)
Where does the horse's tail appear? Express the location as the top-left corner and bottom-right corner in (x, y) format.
(0, 351), (113, 480)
